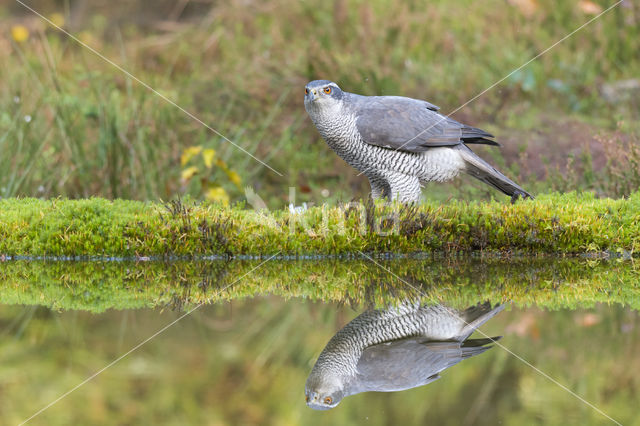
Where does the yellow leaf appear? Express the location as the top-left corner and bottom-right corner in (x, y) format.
(49, 13), (65, 28)
(78, 30), (96, 45)
(11, 25), (29, 43)
(205, 187), (230, 205)
(180, 146), (202, 166)
(202, 149), (216, 168)
(227, 171), (242, 186)
(181, 166), (199, 181)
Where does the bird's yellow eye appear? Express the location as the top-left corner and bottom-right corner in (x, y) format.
(305, 88), (309, 95)
(324, 396), (332, 404)
(323, 87), (332, 94)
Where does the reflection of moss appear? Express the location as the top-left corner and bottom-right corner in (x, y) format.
(1, 258), (638, 312)
(0, 193), (639, 257)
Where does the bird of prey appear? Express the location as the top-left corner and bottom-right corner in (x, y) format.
(305, 302), (504, 410)
(304, 80), (532, 203)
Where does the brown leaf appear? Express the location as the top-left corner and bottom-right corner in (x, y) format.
(578, 0), (604, 15)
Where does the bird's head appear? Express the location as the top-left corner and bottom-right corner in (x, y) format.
(304, 80), (344, 112)
(304, 371), (345, 410)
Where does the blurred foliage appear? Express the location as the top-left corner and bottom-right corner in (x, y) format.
(0, 193), (639, 256)
(545, 131), (640, 198)
(180, 145), (243, 205)
(1, 257), (639, 312)
(0, 0), (638, 205)
(0, 299), (638, 425)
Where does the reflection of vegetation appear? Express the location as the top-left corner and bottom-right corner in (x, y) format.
(0, 300), (637, 425)
(1, 193), (639, 256)
(1, 257), (638, 312)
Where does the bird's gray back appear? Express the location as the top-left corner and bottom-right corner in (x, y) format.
(350, 93), (481, 151)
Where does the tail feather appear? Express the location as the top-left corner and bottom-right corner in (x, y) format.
(456, 145), (533, 203)
(461, 336), (502, 359)
(462, 137), (500, 146)
(457, 302), (505, 342)
(461, 126), (500, 146)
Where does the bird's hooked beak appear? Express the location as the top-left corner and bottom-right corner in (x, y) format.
(305, 88), (318, 102)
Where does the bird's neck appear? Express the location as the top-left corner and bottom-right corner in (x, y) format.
(310, 106), (361, 158)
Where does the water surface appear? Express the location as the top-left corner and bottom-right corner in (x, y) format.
(0, 257), (638, 425)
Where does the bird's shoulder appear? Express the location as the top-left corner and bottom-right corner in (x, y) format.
(347, 93), (440, 114)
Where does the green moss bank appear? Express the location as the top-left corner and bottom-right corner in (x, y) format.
(0, 192), (639, 257)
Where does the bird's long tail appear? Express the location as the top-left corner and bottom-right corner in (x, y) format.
(456, 302), (505, 342)
(460, 336), (503, 359)
(455, 145), (533, 203)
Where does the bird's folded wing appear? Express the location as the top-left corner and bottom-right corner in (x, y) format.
(354, 96), (496, 152)
(346, 338), (466, 395)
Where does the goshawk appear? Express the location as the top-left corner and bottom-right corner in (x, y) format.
(305, 302), (504, 410)
(304, 80), (532, 203)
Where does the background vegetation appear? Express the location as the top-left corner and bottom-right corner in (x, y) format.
(1, 0), (639, 206)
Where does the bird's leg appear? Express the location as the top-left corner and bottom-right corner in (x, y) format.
(367, 176), (388, 200)
(370, 185), (384, 200)
(386, 173), (422, 203)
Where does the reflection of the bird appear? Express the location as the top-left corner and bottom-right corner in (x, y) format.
(305, 302), (504, 410)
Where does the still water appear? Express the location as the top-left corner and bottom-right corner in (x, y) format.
(0, 257), (638, 425)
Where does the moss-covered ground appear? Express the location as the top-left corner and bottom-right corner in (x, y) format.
(0, 192), (639, 258)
